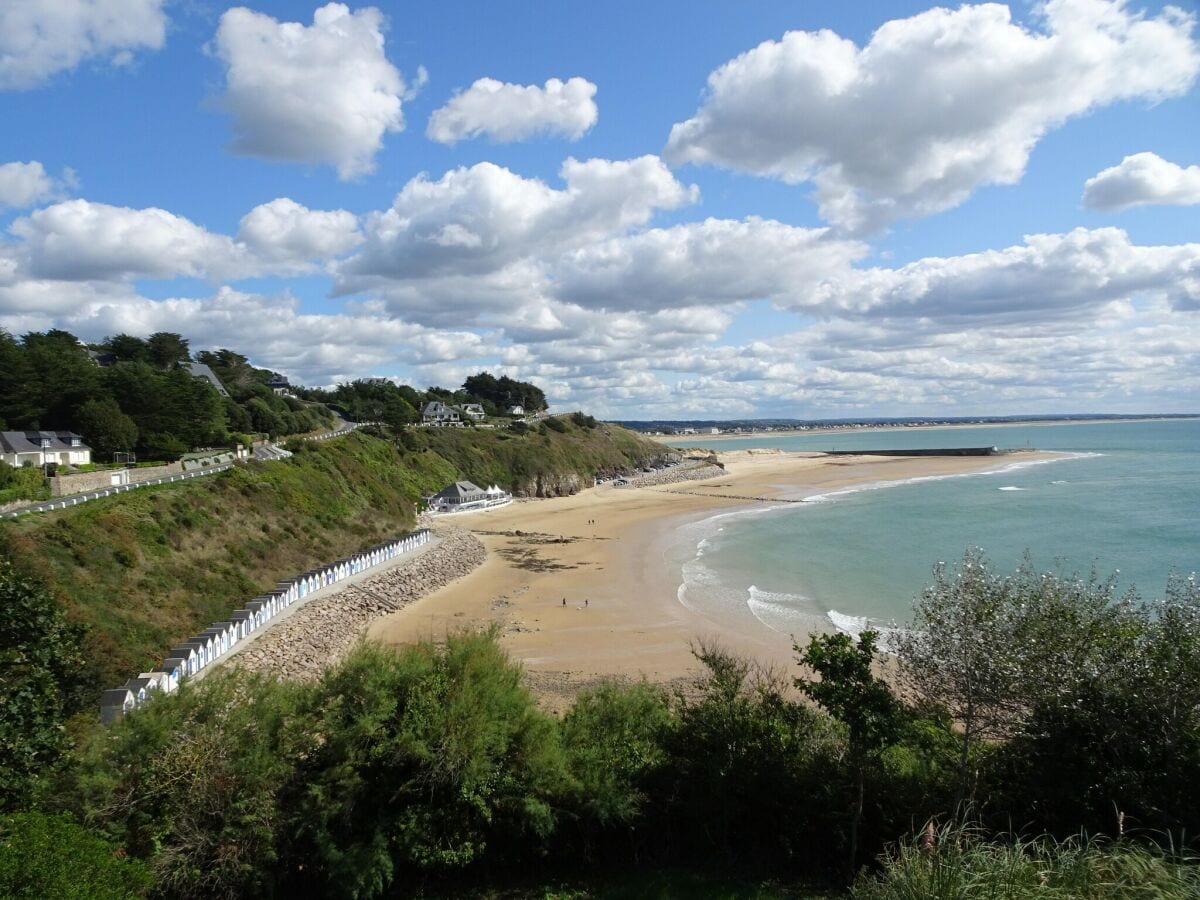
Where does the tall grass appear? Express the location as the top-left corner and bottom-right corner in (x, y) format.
(853, 823), (1200, 899)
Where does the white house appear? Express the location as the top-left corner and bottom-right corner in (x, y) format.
(420, 401), (463, 427)
(508, 405), (525, 416)
(0, 431), (92, 468)
(427, 480), (513, 514)
(459, 403), (485, 421)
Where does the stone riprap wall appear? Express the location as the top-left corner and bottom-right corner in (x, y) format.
(624, 462), (725, 488)
(233, 526), (486, 681)
(99, 528), (433, 723)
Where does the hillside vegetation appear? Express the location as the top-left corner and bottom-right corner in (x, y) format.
(1, 422), (667, 706)
(404, 416), (665, 493)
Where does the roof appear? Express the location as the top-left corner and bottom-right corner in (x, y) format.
(434, 480), (485, 499)
(0, 431), (91, 454)
(186, 362), (230, 397)
(421, 400), (457, 416)
(100, 688), (134, 705)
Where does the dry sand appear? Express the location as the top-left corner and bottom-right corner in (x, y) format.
(367, 449), (1057, 709)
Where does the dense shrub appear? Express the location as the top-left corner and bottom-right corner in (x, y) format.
(0, 811), (150, 900)
(0, 562), (87, 809)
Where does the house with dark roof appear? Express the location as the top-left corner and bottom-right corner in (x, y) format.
(186, 361), (230, 398)
(0, 431), (91, 467)
(427, 480), (512, 513)
(266, 375), (291, 396)
(459, 403), (485, 421)
(100, 687), (136, 724)
(421, 400), (463, 427)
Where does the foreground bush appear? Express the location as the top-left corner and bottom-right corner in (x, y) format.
(854, 824), (1200, 900)
(284, 632), (568, 897)
(0, 811), (149, 899)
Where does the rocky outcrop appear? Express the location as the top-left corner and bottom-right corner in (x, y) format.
(515, 472), (586, 498)
(231, 526), (486, 681)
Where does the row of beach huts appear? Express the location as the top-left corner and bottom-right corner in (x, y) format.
(99, 528), (432, 723)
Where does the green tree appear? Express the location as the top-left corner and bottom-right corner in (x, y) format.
(662, 644), (842, 872)
(0, 811), (149, 899)
(21, 330), (100, 428)
(989, 572), (1200, 837)
(286, 634), (567, 897)
(145, 332), (190, 370)
(894, 550), (1031, 807)
(796, 630), (901, 873)
(0, 329), (37, 426)
(75, 397), (138, 459)
(0, 562), (86, 809)
(103, 333), (150, 363)
(560, 681), (673, 850)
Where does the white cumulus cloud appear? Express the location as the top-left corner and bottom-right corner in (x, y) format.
(212, 3), (409, 179)
(554, 217), (867, 311)
(338, 155), (698, 306)
(237, 198), (362, 266)
(1083, 152), (1200, 210)
(427, 76), (598, 144)
(664, 0), (1200, 233)
(0, 0), (167, 90)
(9, 199), (247, 282)
(815, 228), (1200, 321)
(0, 161), (70, 209)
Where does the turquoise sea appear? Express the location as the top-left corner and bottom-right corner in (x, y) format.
(663, 419), (1199, 639)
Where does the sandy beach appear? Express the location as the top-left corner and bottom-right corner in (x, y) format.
(368, 449), (1058, 709)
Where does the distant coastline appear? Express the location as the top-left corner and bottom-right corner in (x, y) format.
(645, 414), (1199, 444)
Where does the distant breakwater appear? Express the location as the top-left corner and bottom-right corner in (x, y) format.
(822, 447), (1004, 457)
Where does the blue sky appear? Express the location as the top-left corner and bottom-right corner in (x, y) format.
(1, 0), (1197, 417)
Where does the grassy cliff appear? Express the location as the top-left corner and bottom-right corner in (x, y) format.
(0, 423), (667, 704)
(410, 417), (668, 494)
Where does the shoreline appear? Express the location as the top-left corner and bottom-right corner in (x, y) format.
(368, 449), (1063, 709)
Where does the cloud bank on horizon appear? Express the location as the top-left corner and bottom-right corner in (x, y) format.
(0, 0), (1197, 418)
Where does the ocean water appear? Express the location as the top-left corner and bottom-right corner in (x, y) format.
(665, 419), (1200, 640)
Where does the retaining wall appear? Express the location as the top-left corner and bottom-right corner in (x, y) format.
(51, 462), (184, 497)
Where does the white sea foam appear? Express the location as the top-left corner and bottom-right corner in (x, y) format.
(827, 610), (906, 651)
(745, 585), (825, 634)
(998, 486), (1025, 491)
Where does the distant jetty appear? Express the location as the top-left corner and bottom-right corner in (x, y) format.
(823, 447), (1004, 457)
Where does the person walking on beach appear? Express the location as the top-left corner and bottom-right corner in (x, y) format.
(562, 597), (566, 607)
